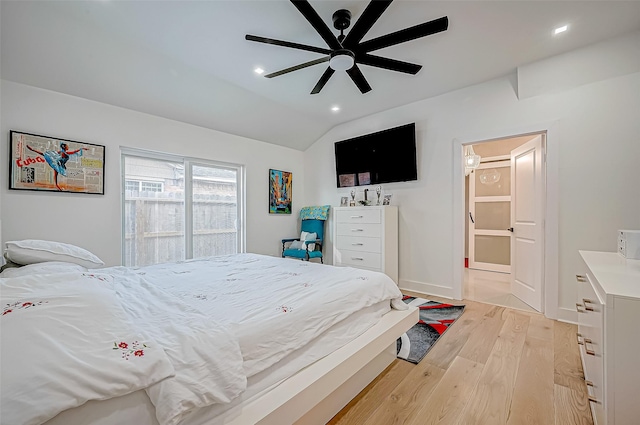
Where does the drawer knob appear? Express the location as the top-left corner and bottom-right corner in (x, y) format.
(351, 257), (364, 261)
(576, 303), (584, 313)
(350, 215), (364, 219)
(351, 229), (364, 232)
(351, 243), (364, 246)
(583, 338), (596, 356)
(583, 299), (595, 311)
(577, 333), (584, 345)
(585, 380), (593, 387)
(576, 274), (587, 282)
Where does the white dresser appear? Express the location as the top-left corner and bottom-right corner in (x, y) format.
(576, 251), (640, 425)
(333, 206), (398, 283)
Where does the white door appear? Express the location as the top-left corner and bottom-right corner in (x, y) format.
(510, 135), (544, 311)
(468, 161), (512, 273)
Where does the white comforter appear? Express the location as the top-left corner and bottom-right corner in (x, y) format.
(0, 272), (176, 425)
(1, 271), (246, 425)
(1, 254), (404, 425)
(100, 253), (405, 377)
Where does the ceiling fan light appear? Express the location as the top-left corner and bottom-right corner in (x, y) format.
(329, 50), (355, 71)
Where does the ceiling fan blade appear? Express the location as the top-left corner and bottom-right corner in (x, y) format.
(246, 34), (332, 55)
(311, 67), (335, 94)
(290, 0), (342, 50)
(265, 57), (329, 78)
(346, 65), (372, 94)
(358, 16), (448, 52)
(356, 53), (422, 74)
(343, 0), (393, 48)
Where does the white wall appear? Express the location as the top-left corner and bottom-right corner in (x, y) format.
(305, 34), (640, 320)
(1, 81), (305, 266)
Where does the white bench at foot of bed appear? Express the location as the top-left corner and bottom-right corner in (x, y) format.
(226, 306), (419, 425)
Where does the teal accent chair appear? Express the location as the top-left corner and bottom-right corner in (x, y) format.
(282, 205), (330, 263)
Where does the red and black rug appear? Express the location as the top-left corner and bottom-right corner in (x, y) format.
(396, 295), (465, 364)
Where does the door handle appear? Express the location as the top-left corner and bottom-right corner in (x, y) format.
(507, 227), (514, 232)
(469, 212), (474, 224)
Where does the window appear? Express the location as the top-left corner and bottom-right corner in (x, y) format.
(140, 181), (163, 192)
(125, 180), (164, 193)
(125, 180), (140, 192)
(121, 149), (244, 267)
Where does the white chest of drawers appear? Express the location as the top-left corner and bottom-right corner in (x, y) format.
(577, 251), (640, 425)
(333, 206), (398, 283)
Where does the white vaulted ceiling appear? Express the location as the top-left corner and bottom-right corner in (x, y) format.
(2, 1), (639, 150)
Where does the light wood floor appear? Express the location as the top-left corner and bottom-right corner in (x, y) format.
(464, 268), (537, 313)
(328, 292), (593, 425)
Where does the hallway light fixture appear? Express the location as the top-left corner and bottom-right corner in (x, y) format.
(464, 145), (481, 176)
(479, 168), (501, 185)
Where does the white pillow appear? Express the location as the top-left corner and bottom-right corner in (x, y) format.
(288, 240), (306, 250)
(300, 231), (317, 251)
(4, 240), (104, 268)
(0, 261), (87, 278)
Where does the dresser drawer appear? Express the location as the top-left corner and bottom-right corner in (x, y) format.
(576, 271), (605, 425)
(335, 208), (381, 224)
(336, 235), (381, 253)
(332, 206), (397, 283)
(578, 274), (604, 334)
(334, 249), (381, 270)
(336, 223), (381, 238)
(582, 343), (605, 425)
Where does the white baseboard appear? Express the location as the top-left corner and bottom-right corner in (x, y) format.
(555, 307), (578, 325)
(399, 279), (456, 300)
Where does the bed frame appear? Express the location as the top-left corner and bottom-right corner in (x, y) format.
(225, 306), (418, 424)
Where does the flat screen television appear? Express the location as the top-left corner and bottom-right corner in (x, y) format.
(334, 123), (417, 188)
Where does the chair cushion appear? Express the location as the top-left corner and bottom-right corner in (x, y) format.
(283, 249), (308, 259)
(283, 249), (323, 260)
(299, 205), (330, 220)
(307, 250), (323, 259)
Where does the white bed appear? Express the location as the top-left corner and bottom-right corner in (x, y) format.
(1, 253), (417, 425)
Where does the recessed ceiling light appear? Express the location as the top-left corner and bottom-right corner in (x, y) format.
(254, 67), (264, 75)
(554, 25), (568, 35)
(331, 106), (340, 112)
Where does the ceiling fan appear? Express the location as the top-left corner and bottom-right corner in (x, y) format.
(245, 0), (448, 95)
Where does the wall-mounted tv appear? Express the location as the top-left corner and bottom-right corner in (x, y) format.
(335, 123), (417, 188)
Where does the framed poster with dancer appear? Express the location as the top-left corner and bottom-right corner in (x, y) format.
(9, 131), (105, 194)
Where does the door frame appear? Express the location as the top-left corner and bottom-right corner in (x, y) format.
(452, 122), (560, 320)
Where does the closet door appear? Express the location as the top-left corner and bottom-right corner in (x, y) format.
(468, 161), (511, 273)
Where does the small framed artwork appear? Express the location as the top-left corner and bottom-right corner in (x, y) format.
(9, 131), (105, 194)
(269, 169), (292, 214)
(340, 196), (348, 206)
(383, 194), (392, 205)
(338, 173), (356, 188)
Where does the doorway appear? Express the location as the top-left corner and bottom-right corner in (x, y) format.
(463, 133), (546, 312)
